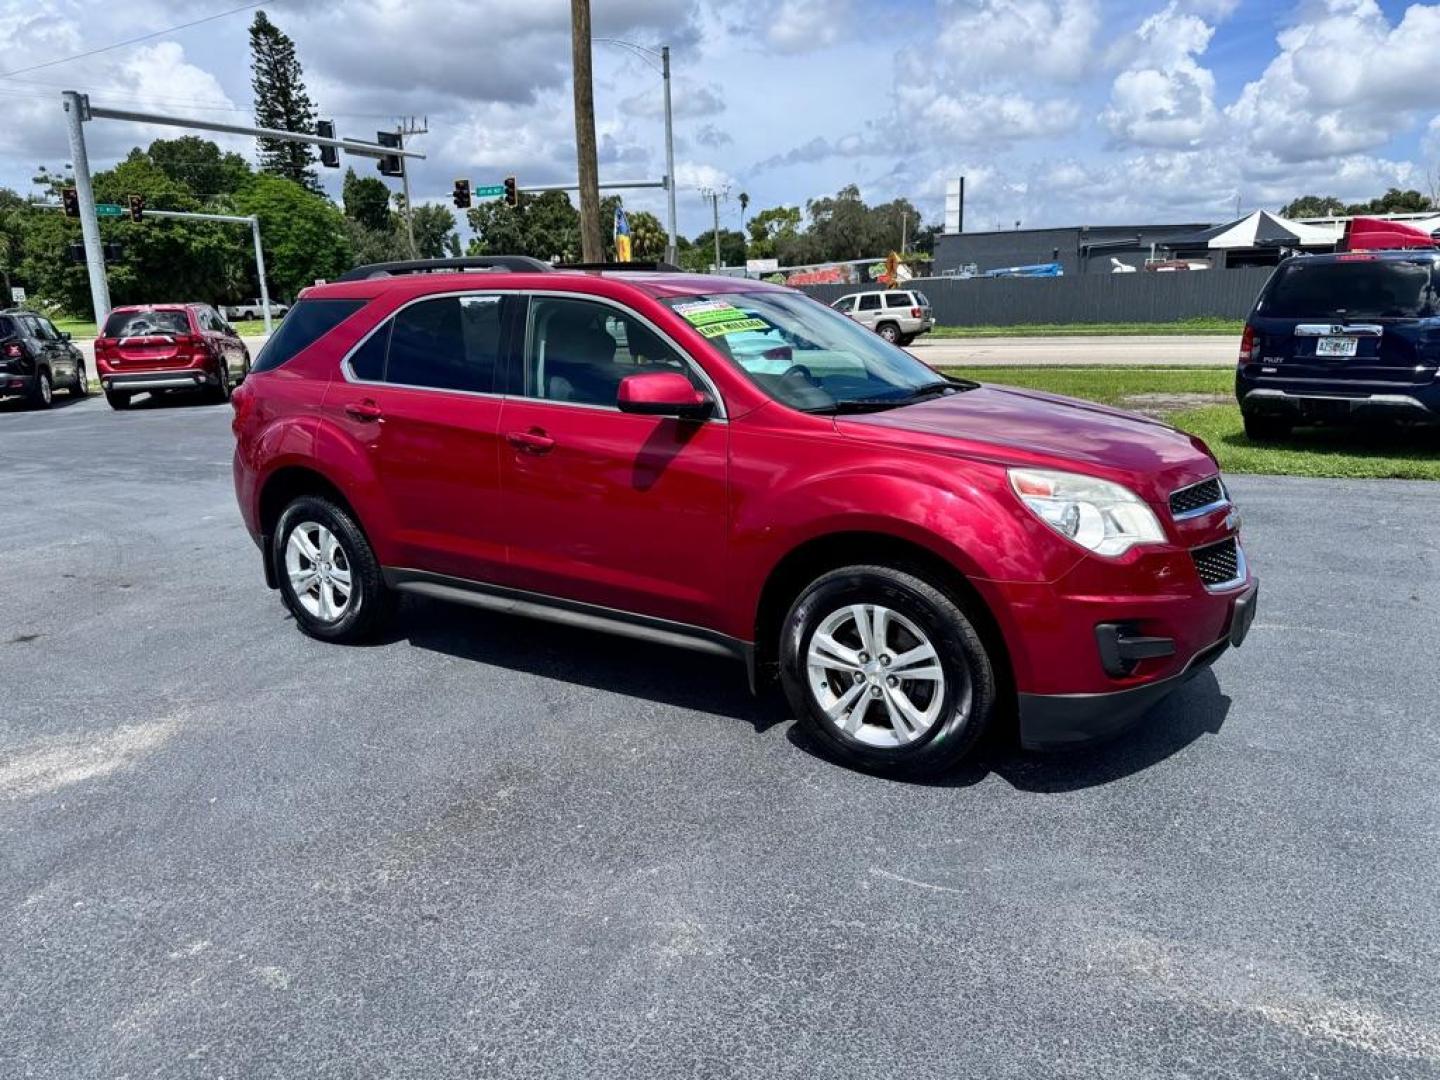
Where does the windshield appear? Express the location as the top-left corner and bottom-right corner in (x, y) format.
(664, 290), (963, 412)
(1261, 259), (1438, 320)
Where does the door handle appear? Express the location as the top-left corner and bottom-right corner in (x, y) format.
(345, 399), (382, 422)
(506, 428), (555, 454)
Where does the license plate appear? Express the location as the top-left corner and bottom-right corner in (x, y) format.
(1315, 336), (1358, 357)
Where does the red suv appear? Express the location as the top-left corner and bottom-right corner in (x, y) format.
(95, 303), (251, 409)
(231, 257), (1257, 775)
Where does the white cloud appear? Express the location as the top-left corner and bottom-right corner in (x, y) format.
(900, 87), (1079, 145)
(1101, 3), (1220, 149)
(620, 78), (723, 120)
(931, 0), (1099, 82)
(1227, 0), (1440, 163)
(762, 0), (852, 54)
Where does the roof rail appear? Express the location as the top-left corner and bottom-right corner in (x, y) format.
(336, 256), (553, 282)
(553, 261), (685, 273)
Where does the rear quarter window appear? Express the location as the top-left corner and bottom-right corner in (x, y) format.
(1260, 260), (1438, 320)
(251, 298), (366, 373)
(0, 316), (13, 338)
(884, 293), (913, 308)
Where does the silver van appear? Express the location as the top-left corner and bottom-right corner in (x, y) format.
(831, 289), (935, 345)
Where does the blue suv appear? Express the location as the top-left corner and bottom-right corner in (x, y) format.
(1236, 249), (1439, 439)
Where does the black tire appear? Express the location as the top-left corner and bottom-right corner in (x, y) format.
(876, 322), (901, 344)
(273, 494), (394, 643)
(207, 360), (232, 404)
(1243, 412), (1292, 441)
(105, 389), (131, 410)
(70, 363), (89, 398)
(779, 564), (998, 777)
(898, 333), (916, 347)
(28, 369), (53, 409)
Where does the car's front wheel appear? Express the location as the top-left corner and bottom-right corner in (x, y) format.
(779, 565), (998, 776)
(274, 495), (394, 643)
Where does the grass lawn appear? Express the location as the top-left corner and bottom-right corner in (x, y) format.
(940, 365), (1440, 481)
(930, 317), (1242, 338)
(52, 317), (272, 339)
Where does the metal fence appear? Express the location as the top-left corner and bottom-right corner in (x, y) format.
(797, 267), (1276, 326)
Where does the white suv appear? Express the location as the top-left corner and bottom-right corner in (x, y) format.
(831, 289), (935, 345)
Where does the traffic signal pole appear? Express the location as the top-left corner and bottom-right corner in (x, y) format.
(61, 91), (111, 330)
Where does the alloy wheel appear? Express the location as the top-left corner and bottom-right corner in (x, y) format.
(284, 521), (353, 622)
(805, 603), (958, 748)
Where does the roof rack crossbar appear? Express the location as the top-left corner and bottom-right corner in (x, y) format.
(552, 261), (684, 273)
(336, 256), (554, 282)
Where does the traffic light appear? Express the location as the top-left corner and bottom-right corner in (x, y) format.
(127, 194), (145, 222)
(103, 241), (124, 261)
(503, 176), (518, 208)
(317, 120), (339, 168)
(376, 130), (403, 178)
(61, 187), (79, 218)
(452, 179), (471, 209)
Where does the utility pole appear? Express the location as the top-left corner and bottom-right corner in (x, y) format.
(570, 0), (603, 262)
(662, 46), (678, 265)
(397, 116), (427, 259)
(61, 91), (110, 330)
(900, 210), (908, 255)
(701, 187), (727, 270)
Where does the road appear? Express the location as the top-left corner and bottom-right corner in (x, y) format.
(910, 334), (1238, 367)
(2, 396), (1438, 1079)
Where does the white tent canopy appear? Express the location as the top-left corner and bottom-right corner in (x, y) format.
(1170, 210), (1340, 250)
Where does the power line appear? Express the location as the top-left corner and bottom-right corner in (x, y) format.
(0, 0), (283, 79)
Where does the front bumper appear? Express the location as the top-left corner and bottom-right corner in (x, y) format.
(102, 369), (217, 392)
(1017, 580), (1257, 750)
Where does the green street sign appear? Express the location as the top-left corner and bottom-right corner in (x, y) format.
(474, 185), (505, 198)
(95, 204), (124, 217)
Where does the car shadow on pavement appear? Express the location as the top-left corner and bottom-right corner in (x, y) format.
(0, 393), (91, 414)
(391, 596), (792, 731)
(787, 670), (1232, 792)
(396, 594), (1231, 787)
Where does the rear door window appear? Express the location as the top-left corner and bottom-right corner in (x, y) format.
(1261, 260), (1438, 320)
(0, 316), (14, 338)
(103, 310), (191, 337)
(251, 298), (365, 373)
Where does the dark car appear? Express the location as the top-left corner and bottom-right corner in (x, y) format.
(228, 257), (1255, 777)
(1236, 250), (1440, 439)
(94, 303), (251, 410)
(0, 309), (88, 408)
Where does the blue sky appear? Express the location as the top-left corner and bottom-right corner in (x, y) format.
(3, 0), (1438, 239)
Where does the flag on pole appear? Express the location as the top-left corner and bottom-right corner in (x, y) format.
(614, 205), (632, 263)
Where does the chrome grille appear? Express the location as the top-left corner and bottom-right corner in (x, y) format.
(1192, 537), (1240, 588)
(1170, 477), (1225, 518)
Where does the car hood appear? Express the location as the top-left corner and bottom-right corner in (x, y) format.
(836, 384), (1218, 498)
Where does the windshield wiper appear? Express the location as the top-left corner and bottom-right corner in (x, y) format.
(805, 379), (977, 415)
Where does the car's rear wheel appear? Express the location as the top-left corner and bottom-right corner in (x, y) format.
(274, 495), (394, 643)
(208, 360), (232, 404)
(898, 333), (916, 347)
(1243, 412), (1292, 441)
(876, 322), (901, 344)
(70, 363), (89, 398)
(28, 369), (52, 409)
(779, 565), (997, 776)
(104, 389), (131, 410)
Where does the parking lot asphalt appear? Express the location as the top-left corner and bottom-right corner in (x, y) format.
(3, 394), (1438, 1079)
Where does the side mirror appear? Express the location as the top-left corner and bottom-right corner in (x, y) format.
(60, 331), (71, 341)
(617, 371), (714, 420)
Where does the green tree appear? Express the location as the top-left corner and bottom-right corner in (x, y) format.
(145, 136), (251, 196)
(746, 205), (803, 261)
(805, 184), (871, 260)
(341, 168), (392, 231)
(467, 189), (579, 262)
(1351, 188), (1433, 214)
(233, 173), (350, 298)
(1280, 195), (1348, 218)
(681, 228), (746, 271)
(409, 203), (459, 259)
(627, 210), (666, 261)
(249, 11), (320, 191)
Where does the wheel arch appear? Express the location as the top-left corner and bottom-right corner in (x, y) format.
(256, 465), (366, 589)
(750, 530), (1015, 704)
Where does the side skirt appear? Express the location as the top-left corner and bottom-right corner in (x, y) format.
(384, 568), (757, 684)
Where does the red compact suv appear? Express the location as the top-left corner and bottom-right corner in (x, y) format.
(95, 303), (251, 409)
(231, 257), (1256, 775)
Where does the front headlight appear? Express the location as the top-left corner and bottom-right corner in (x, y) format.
(1008, 468), (1166, 557)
